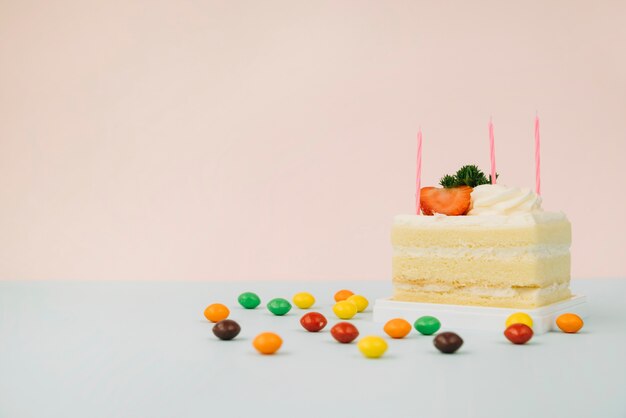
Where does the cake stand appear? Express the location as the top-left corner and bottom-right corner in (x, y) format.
(373, 295), (587, 334)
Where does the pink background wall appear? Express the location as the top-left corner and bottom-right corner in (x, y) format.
(1, 1), (625, 280)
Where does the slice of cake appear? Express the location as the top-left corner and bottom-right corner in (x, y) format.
(391, 168), (572, 309)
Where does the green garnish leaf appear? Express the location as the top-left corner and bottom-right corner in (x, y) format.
(439, 174), (457, 188)
(438, 164), (496, 188)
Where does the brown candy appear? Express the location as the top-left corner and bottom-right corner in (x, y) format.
(433, 332), (463, 354)
(212, 319), (241, 340)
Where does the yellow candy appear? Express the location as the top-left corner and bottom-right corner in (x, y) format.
(357, 336), (388, 358)
(292, 292), (315, 309)
(347, 295), (369, 312)
(505, 312), (533, 329)
(333, 301), (357, 319)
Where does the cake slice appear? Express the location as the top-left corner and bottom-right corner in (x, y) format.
(391, 210), (571, 308)
(391, 163), (573, 310)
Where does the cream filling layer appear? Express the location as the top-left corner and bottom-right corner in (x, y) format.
(393, 244), (570, 259)
(394, 282), (569, 298)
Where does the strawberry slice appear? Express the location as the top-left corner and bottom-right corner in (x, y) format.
(420, 186), (472, 216)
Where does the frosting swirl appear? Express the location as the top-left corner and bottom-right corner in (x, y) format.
(468, 184), (542, 216)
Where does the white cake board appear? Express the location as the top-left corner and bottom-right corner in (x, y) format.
(373, 295), (588, 335)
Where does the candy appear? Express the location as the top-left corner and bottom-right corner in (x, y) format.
(330, 322), (359, 343)
(238, 292), (261, 309)
(556, 313), (584, 333)
(204, 303), (230, 323)
(414, 316), (441, 335)
(505, 312), (533, 329)
(504, 323), (533, 344)
(267, 298), (292, 316)
(383, 318), (412, 339)
(334, 289), (354, 302)
(300, 312), (327, 332)
(332, 301), (357, 319)
(433, 332), (463, 353)
(253, 332), (283, 354)
(346, 295), (369, 312)
(357, 336), (388, 358)
(212, 319), (241, 340)
(292, 292), (315, 309)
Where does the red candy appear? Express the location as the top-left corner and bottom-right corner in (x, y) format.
(504, 323), (534, 344)
(300, 312), (328, 332)
(330, 322), (359, 343)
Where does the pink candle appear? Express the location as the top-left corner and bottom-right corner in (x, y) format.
(489, 118), (496, 184)
(416, 128), (422, 215)
(535, 115), (541, 195)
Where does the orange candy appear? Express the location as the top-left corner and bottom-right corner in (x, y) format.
(204, 303), (230, 323)
(253, 332), (283, 354)
(556, 313), (584, 333)
(383, 318), (412, 339)
(334, 289), (354, 302)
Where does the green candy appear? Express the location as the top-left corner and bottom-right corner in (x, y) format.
(414, 316), (441, 335)
(238, 292), (261, 309)
(267, 298), (292, 316)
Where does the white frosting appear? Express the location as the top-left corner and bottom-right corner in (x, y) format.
(468, 184), (542, 216)
(394, 211), (567, 228)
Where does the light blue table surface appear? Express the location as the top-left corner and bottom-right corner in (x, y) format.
(1, 279), (625, 418)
